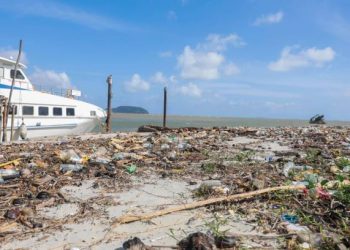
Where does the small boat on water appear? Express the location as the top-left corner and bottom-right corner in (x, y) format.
(0, 56), (106, 140)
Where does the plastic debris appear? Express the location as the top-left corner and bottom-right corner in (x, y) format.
(281, 214), (299, 224)
(60, 164), (84, 173)
(59, 150), (83, 163)
(126, 164), (137, 174)
(0, 169), (20, 180)
(283, 162), (313, 177)
(160, 144), (170, 151)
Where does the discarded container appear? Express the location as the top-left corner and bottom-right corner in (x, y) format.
(292, 181), (309, 186)
(285, 222), (310, 233)
(91, 157), (111, 164)
(178, 142), (191, 151)
(283, 162), (313, 177)
(142, 143), (153, 149)
(59, 150), (82, 164)
(60, 164), (84, 173)
(168, 151), (177, 161)
(160, 144), (170, 151)
(113, 153), (125, 160)
(0, 169), (20, 180)
(282, 214), (299, 224)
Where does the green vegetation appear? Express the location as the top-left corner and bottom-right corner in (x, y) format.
(335, 157), (350, 170)
(234, 151), (254, 162)
(334, 185), (350, 205)
(201, 162), (217, 173)
(205, 213), (229, 238)
(305, 148), (324, 165)
(112, 106), (149, 114)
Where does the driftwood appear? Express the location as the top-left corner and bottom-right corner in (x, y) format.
(114, 185), (305, 225)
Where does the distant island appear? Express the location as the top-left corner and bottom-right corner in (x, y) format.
(112, 106), (149, 114)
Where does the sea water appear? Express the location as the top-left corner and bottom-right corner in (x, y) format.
(109, 113), (350, 132)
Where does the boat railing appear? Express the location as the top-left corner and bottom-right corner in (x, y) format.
(34, 85), (82, 100)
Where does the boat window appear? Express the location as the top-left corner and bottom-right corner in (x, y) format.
(10, 70), (25, 80)
(66, 108), (75, 116)
(53, 107), (62, 116)
(9, 105), (17, 115)
(0, 67), (3, 78)
(90, 110), (96, 116)
(22, 106), (34, 115)
(39, 106), (49, 116)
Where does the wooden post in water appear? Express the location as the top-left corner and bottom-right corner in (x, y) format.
(163, 87), (167, 128)
(106, 75), (112, 133)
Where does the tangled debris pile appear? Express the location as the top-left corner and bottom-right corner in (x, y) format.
(0, 126), (350, 249)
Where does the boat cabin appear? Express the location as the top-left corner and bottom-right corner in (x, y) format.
(0, 56), (33, 91)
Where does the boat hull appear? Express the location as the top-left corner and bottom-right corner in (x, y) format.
(3, 117), (100, 140)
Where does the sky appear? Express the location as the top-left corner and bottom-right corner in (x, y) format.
(0, 0), (350, 120)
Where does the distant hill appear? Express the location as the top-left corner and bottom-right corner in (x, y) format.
(112, 106), (149, 114)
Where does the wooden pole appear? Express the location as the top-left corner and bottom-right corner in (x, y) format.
(0, 101), (3, 142)
(3, 40), (22, 142)
(163, 87), (167, 128)
(10, 105), (15, 141)
(106, 75), (112, 133)
(2, 100), (7, 142)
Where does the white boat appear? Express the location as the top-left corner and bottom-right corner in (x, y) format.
(0, 56), (106, 140)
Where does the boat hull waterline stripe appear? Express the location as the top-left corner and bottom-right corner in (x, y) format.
(4, 124), (78, 130)
(0, 83), (28, 91)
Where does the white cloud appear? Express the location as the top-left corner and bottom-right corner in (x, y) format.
(151, 72), (177, 85)
(0, 0), (132, 31)
(223, 63), (240, 76)
(124, 74), (150, 92)
(29, 67), (71, 88)
(177, 34), (242, 80)
(178, 46), (224, 80)
(269, 46), (336, 72)
(0, 48), (28, 64)
(202, 33), (245, 51)
(167, 10), (177, 20)
(179, 82), (202, 97)
(159, 51), (173, 58)
(169, 75), (177, 83)
(254, 11), (284, 26)
(151, 72), (168, 84)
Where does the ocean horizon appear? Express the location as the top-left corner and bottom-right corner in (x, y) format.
(110, 113), (350, 132)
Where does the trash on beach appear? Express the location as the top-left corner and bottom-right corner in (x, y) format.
(0, 158), (21, 168)
(60, 164), (84, 173)
(281, 214), (299, 224)
(59, 150), (83, 164)
(283, 162), (313, 177)
(0, 169), (20, 180)
(126, 164), (137, 174)
(178, 232), (215, 250)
